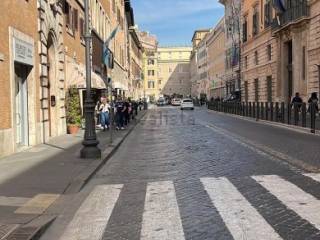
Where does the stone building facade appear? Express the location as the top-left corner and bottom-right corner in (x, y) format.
(138, 31), (158, 102)
(0, 0), (142, 158)
(241, 0), (277, 102)
(220, 0), (241, 94)
(157, 47), (192, 97)
(207, 18), (226, 99)
(190, 30), (210, 98)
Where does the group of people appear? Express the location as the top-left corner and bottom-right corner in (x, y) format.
(291, 92), (319, 112)
(95, 97), (143, 131)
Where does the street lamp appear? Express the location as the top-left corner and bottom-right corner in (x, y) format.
(80, 0), (101, 159)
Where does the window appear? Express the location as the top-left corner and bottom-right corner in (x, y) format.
(243, 17), (248, 42)
(79, 17), (85, 38)
(158, 80), (162, 85)
(148, 81), (155, 89)
(64, 1), (71, 27)
(169, 67), (172, 73)
(252, 9), (259, 36)
(148, 59), (154, 65)
(267, 76), (272, 102)
(267, 44), (272, 61)
(244, 56), (248, 69)
(254, 78), (259, 102)
(112, 0), (116, 13)
(148, 70), (155, 76)
(254, 50), (259, 65)
(264, 1), (272, 28)
(73, 9), (78, 31)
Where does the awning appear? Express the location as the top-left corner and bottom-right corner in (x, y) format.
(66, 60), (107, 89)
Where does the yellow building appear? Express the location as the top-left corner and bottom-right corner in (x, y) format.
(158, 47), (192, 97)
(138, 31), (158, 102)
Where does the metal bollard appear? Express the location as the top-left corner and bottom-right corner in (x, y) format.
(294, 103), (299, 126)
(281, 102), (285, 123)
(260, 102), (264, 120)
(256, 102), (260, 120)
(287, 103), (291, 125)
(275, 102), (279, 122)
(270, 102), (274, 121)
(249, 102), (252, 117)
(302, 103), (307, 128)
(253, 102), (256, 119)
(265, 102), (269, 121)
(310, 103), (316, 133)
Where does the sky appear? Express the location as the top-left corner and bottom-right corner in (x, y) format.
(130, 0), (224, 46)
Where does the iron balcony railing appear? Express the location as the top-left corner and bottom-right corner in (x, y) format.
(272, 1), (309, 30)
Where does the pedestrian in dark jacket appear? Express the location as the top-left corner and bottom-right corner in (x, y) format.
(291, 92), (303, 110)
(308, 92), (319, 112)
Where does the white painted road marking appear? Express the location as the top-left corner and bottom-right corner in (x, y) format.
(59, 184), (123, 240)
(304, 173), (320, 183)
(253, 175), (320, 230)
(140, 181), (185, 240)
(0, 196), (30, 207)
(201, 177), (282, 240)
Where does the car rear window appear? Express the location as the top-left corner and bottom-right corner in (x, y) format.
(183, 99), (193, 103)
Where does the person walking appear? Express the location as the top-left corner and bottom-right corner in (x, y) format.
(95, 100), (102, 128)
(308, 92), (319, 113)
(115, 97), (126, 130)
(99, 98), (110, 131)
(291, 92), (303, 110)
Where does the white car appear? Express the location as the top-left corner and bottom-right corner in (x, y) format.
(171, 98), (181, 106)
(180, 98), (194, 110)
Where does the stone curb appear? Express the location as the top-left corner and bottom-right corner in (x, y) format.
(207, 109), (320, 137)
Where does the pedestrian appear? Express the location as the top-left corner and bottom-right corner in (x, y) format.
(115, 97), (126, 130)
(123, 98), (130, 126)
(291, 92), (303, 110)
(308, 92), (319, 113)
(99, 98), (110, 131)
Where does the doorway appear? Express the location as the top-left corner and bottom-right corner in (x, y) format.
(14, 63), (30, 147)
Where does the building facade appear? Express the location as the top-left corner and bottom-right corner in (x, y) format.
(157, 47), (192, 97)
(190, 30), (210, 98)
(0, 0), (142, 158)
(241, 0), (277, 102)
(197, 36), (210, 98)
(220, 0), (241, 95)
(138, 31), (158, 102)
(207, 18), (226, 99)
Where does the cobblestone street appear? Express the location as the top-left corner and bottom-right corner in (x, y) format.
(42, 106), (320, 240)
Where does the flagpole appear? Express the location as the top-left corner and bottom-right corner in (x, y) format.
(80, 0), (101, 159)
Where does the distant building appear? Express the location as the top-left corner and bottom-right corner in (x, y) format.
(207, 18), (226, 99)
(157, 47), (192, 97)
(138, 31), (158, 102)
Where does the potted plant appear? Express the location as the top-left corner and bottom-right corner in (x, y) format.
(66, 86), (82, 134)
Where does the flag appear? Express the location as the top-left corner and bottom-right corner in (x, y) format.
(102, 25), (119, 66)
(273, 0), (286, 13)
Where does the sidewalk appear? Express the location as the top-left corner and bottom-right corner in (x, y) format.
(0, 110), (146, 239)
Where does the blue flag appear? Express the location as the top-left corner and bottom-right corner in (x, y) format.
(102, 25), (119, 66)
(273, 0), (286, 13)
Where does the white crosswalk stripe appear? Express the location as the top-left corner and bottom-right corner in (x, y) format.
(253, 175), (320, 230)
(201, 177), (282, 240)
(304, 173), (320, 183)
(140, 181), (185, 240)
(59, 184), (123, 240)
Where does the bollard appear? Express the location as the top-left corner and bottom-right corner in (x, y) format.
(275, 102), (279, 122)
(302, 103), (307, 127)
(287, 103), (291, 125)
(253, 102), (256, 119)
(260, 102), (264, 120)
(310, 103), (316, 133)
(294, 103), (299, 126)
(270, 102), (274, 121)
(281, 102), (285, 123)
(245, 102), (249, 116)
(256, 102), (260, 120)
(265, 102), (269, 121)
(249, 102), (252, 118)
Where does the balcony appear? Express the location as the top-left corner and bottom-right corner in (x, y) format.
(272, 1), (309, 31)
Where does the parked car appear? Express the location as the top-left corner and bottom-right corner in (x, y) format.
(171, 98), (181, 106)
(180, 98), (194, 110)
(157, 97), (166, 106)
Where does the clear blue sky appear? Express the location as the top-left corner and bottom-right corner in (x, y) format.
(131, 0), (224, 46)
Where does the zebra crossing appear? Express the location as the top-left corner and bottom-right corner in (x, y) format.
(59, 173), (320, 240)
